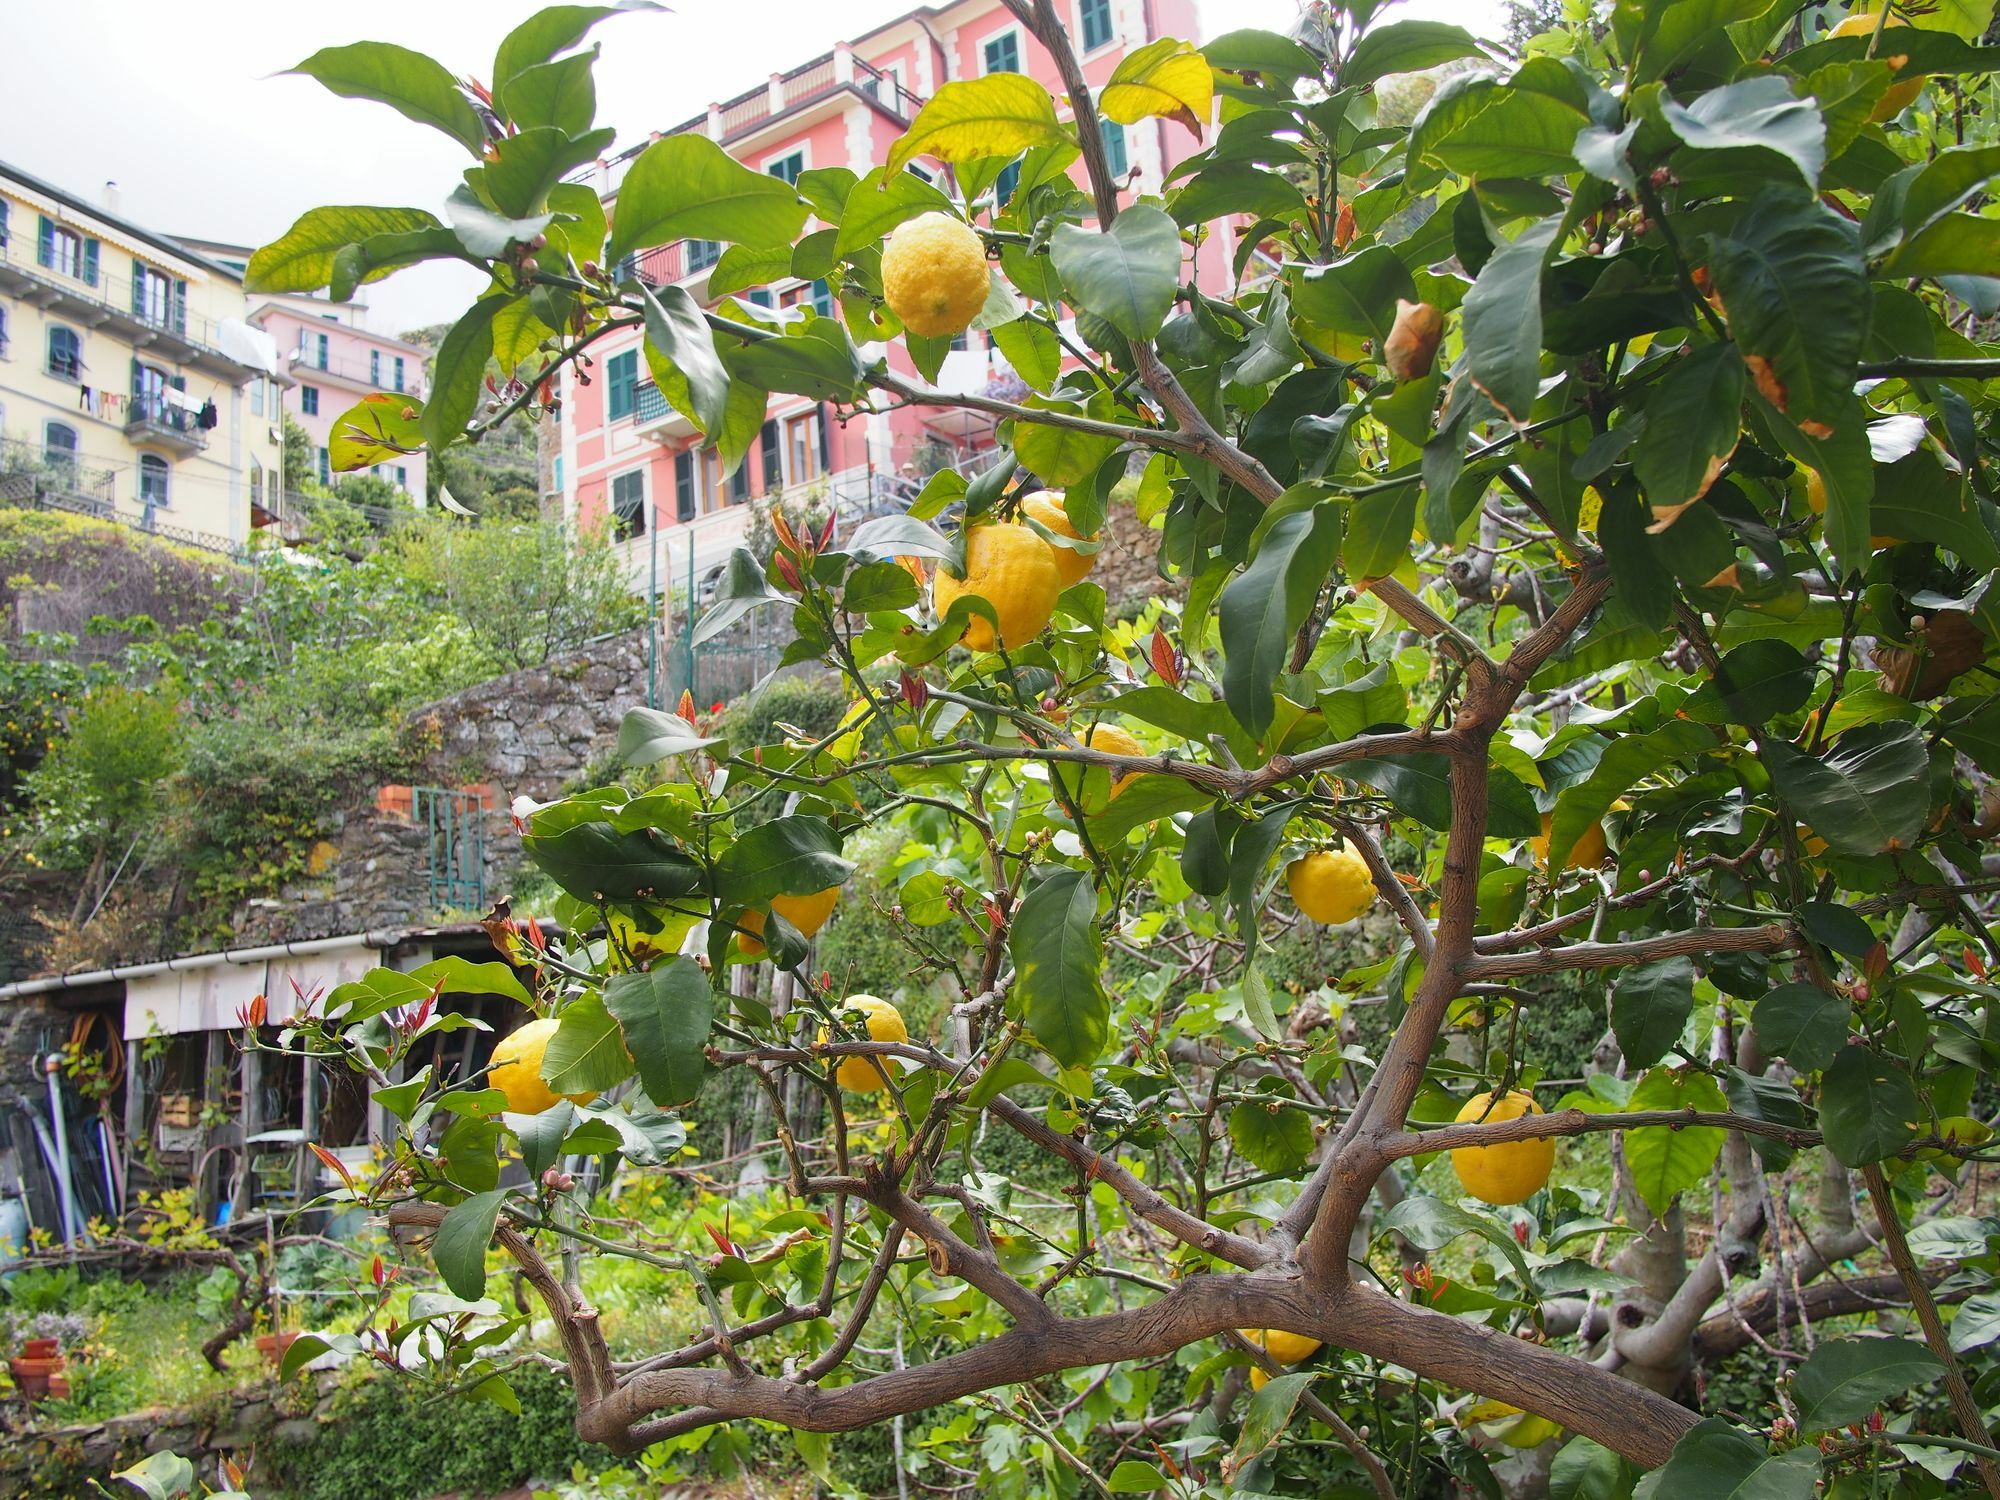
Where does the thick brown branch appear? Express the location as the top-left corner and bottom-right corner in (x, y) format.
(1469, 924), (1795, 979)
(1385, 1107), (1825, 1160)
(1691, 1271), (1970, 1362)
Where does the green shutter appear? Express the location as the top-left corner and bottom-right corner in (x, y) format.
(82, 238), (99, 287)
(37, 215), (53, 268)
(132, 258), (147, 315)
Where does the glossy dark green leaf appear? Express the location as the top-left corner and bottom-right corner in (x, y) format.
(1634, 1419), (1819, 1500)
(543, 994), (633, 1095)
(420, 297), (505, 451)
(1688, 640), (1815, 727)
(478, 126), (615, 219)
(1762, 721), (1928, 857)
(1008, 868), (1108, 1069)
(641, 284), (730, 437)
(1818, 1047), (1921, 1166)
(1050, 205), (1183, 340)
(1633, 342), (1745, 514)
(1290, 246), (1416, 343)
(1344, 20), (1485, 86)
(1707, 190), (1867, 437)
(522, 820), (704, 904)
(1792, 1338), (1940, 1434)
(1228, 1096), (1315, 1172)
(493, 2), (663, 89)
(723, 320), (865, 401)
(248, 206), (445, 294)
(499, 48), (598, 134)
(1661, 76), (1826, 186)
(1751, 983), (1848, 1074)
(1462, 217), (1560, 424)
(603, 958), (713, 1106)
(433, 1188), (509, 1300)
(1611, 957), (1695, 1070)
(1218, 506), (1341, 739)
(713, 815), (852, 908)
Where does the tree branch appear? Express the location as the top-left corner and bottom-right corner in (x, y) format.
(1469, 924), (1795, 979)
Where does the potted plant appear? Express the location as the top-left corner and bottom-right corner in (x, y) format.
(6, 1312), (82, 1400)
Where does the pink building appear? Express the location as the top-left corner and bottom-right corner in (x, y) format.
(553, 0), (1217, 600)
(252, 292), (430, 500)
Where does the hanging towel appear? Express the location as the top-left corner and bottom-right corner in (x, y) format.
(197, 399), (218, 430)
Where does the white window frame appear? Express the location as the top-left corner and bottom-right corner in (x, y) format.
(783, 409), (821, 485)
(1073, 0), (1118, 55)
(761, 145), (810, 182)
(977, 23), (1024, 75)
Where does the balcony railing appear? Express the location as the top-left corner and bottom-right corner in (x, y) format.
(708, 51), (921, 143)
(287, 346), (424, 395)
(124, 393), (209, 453)
(0, 235), (252, 378)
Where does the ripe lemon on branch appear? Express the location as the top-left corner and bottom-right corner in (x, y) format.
(490, 1017), (600, 1115)
(1241, 1327), (1322, 1389)
(820, 995), (909, 1092)
(1449, 1090), (1555, 1206)
(1286, 847), (1377, 924)
(739, 886), (842, 958)
(1081, 723), (1143, 798)
(1020, 490), (1098, 588)
(933, 522), (1062, 652)
(882, 212), (990, 338)
(1529, 812), (1609, 871)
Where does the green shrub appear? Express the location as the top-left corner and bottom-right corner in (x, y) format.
(266, 1365), (612, 1500)
(721, 673), (846, 749)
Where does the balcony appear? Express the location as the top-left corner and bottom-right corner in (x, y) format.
(710, 53), (921, 143)
(632, 380), (696, 440)
(0, 235), (261, 382)
(287, 347), (424, 397)
(124, 393), (209, 455)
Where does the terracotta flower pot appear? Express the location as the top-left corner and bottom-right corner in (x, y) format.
(9, 1353), (63, 1399)
(256, 1331), (300, 1367)
(21, 1338), (59, 1360)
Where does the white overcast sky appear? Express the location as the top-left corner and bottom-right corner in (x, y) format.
(2, 0), (1503, 335)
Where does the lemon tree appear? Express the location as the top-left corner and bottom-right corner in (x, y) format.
(258, 1), (2000, 1494)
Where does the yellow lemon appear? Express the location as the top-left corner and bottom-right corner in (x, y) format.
(1020, 490), (1098, 588)
(933, 523), (1063, 652)
(1286, 847), (1376, 925)
(739, 886), (842, 958)
(1082, 723), (1144, 798)
(1830, 11), (1925, 119)
(1806, 468), (1900, 549)
(819, 995), (909, 1093)
(489, 1017), (600, 1115)
(882, 212), (991, 338)
(1529, 812), (1609, 871)
(1450, 1090), (1555, 1206)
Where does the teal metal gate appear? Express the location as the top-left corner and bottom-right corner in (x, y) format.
(412, 786), (487, 913)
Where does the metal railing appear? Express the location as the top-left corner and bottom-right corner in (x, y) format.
(0, 235), (240, 366)
(708, 50), (921, 142)
(286, 345), (423, 395)
(123, 392), (210, 450)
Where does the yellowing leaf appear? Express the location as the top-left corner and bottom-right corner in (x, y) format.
(1100, 38), (1213, 134)
(888, 75), (1070, 174)
(329, 392), (426, 472)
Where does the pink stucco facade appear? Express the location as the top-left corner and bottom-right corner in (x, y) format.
(252, 295), (430, 500)
(554, 0), (1220, 596)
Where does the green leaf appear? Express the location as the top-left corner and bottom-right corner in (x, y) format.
(1050, 205), (1182, 341)
(1624, 1067), (1726, 1215)
(1218, 505), (1342, 739)
(1889, 212), (2000, 279)
(1792, 1338), (1941, 1434)
(1633, 342), (1744, 515)
(1546, 720), (1711, 870)
(512, 1100), (576, 1177)
(1204, 29), (1322, 76)
(1751, 983), (1848, 1074)
(446, 184), (554, 259)
(1631, 1419), (1819, 1500)
(1950, 1291), (2000, 1353)
(329, 392), (426, 472)
(421, 297), (506, 452)
(1462, 216), (1560, 424)
(618, 705), (722, 761)
(1549, 1436), (1639, 1500)
(247, 206), (444, 294)
(1106, 1460), (1169, 1493)
(1689, 640), (1816, 727)
(112, 1452), (196, 1500)
(500, 48), (598, 135)
(493, 3), (662, 89)
(290, 42), (486, 154)
(1661, 76), (1826, 186)
(990, 318), (1061, 392)
(1228, 1095), (1314, 1172)
(1100, 38), (1213, 131)
(408, 957), (533, 1008)
(723, 320), (865, 402)
(433, 1189), (508, 1301)
(641, 283), (730, 437)
(1344, 486), (1418, 581)
(1014, 408), (1120, 486)
(1763, 721), (1929, 856)
(544, 181), (607, 265)
(1818, 1046), (1921, 1166)
(329, 226), (468, 304)
(1290, 245), (1417, 343)
(1707, 190), (1867, 435)
(542, 993), (633, 1095)
(1233, 1371), (1313, 1469)
(1346, 20), (1486, 85)
(490, 298), (554, 376)
(522, 819), (704, 904)
(685, 549), (787, 647)
(887, 73), (1070, 174)
(479, 126), (615, 220)
(714, 815), (852, 908)
(606, 134), (810, 263)
(848, 514), (956, 561)
(1008, 868), (1109, 1069)
(1611, 957), (1695, 1070)
(603, 958), (713, 1106)
(833, 166), (953, 258)
(1409, 70), (1589, 179)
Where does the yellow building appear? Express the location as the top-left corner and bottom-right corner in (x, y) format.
(0, 162), (284, 554)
